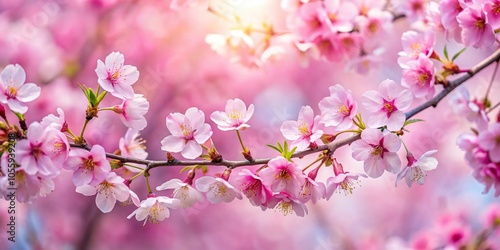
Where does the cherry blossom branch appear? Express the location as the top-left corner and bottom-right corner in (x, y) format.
(69, 48), (500, 172)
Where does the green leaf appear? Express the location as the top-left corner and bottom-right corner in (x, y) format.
(88, 89), (97, 106)
(277, 142), (283, 152)
(404, 119), (425, 127)
(289, 147), (297, 156)
(199, 165), (208, 174)
(443, 45), (449, 61)
(283, 141), (288, 153)
(267, 144), (281, 153)
(451, 47), (467, 62)
(96, 91), (107, 105)
(179, 165), (194, 173)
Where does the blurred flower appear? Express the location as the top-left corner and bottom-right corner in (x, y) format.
(170, 0), (208, 10)
(351, 128), (402, 178)
(0, 64), (41, 114)
(401, 53), (436, 100)
(113, 94), (150, 131)
(127, 195), (181, 225)
(76, 172), (130, 213)
(361, 79), (412, 131)
(478, 123), (500, 162)
(319, 84), (358, 131)
(394, 0), (427, 22)
(448, 87), (488, 130)
(195, 176), (242, 204)
(457, 3), (495, 49)
(398, 30), (435, 67)
(280, 105), (323, 151)
(65, 145), (111, 187)
(232, 169), (272, 207)
(95, 51), (139, 100)
(323, 0), (357, 33)
(395, 150), (438, 187)
(439, 0), (464, 42)
(259, 156), (306, 196)
(484, 0), (500, 29)
(210, 98), (254, 131)
(161, 107), (212, 159)
(157, 178), (204, 208)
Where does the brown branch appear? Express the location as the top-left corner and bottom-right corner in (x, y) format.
(69, 48), (500, 172)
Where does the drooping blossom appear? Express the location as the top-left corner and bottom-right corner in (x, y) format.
(259, 156), (306, 196)
(210, 98), (254, 131)
(478, 123), (500, 162)
(65, 145), (111, 187)
(395, 150), (438, 187)
(266, 192), (308, 217)
(232, 169), (272, 207)
(113, 94), (150, 131)
(448, 87), (488, 130)
(325, 159), (367, 199)
(351, 128), (402, 178)
(457, 3), (495, 49)
(0, 64), (41, 114)
(76, 172), (130, 213)
(361, 79), (413, 131)
(195, 176), (242, 204)
(157, 179), (204, 208)
(161, 107), (212, 159)
(401, 53), (436, 100)
(127, 195), (181, 225)
(298, 167), (325, 204)
(319, 84), (358, 131)
(280, 106), (323, 151)
(95, 52), (139, 100)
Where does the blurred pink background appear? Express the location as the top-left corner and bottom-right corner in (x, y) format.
(0, 0), (498, 249)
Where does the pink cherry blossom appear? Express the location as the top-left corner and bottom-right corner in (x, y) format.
(351, 128), (402, 178)
(266, 192), (308, 217)
(210, 98), (254, 131)
(156, 179), (204, 208)
(65, 145), (111, 187)
(473, 163), (500, 196)
(361, 79), (413, 131)
(394, 0), (428, 22)
(401, 53), (436, 100)
(323, 0), (357, 33)
(15, 122), (62, 177)
(113, 94), (150, 131)
(119, 129), (147, 172)
(484, 0), (500, 29)
(259, 156), (306, 196)
(448, 87), (489, 129)
(232, 169), (272, 207)
(398, 30), (435, 67)
(457, 3), (495, 49)
(280, 106), (323, 151)
(161, 107), (213, 159)
(76, 172), (130, 213)
(312, 34), (343, 62)
(439, 0), (465, 42)
(325, 159), (367, 199)
(0, 64), (41, 114)
(298, 168), (325, 204)
(355, 9), (393, 40)
(195, 176), (242, 204)
(40, 108), (67, 132)
(127, 195), (181, 225)
(290, 1), (327, 42)
(478, 123), (500, 162)
(95, 51), (139, 100)
(319, 84), (358, 131)
(396, 150), (438, 187)
(481, 203), (500, 230)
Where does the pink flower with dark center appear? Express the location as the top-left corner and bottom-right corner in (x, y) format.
(113, 94), (150, 131)
(325, 159), (367, 199)
(76, 172), (131, 213)
(319, 84), (358, 131)
(211, 98), (254, 131)
(127, 195), (181, 225)
(95, 52), (139, 100)
(65, 145), (111, 187)
(232, 169), (272, 207)
(259, 156), (306, 197)
(401, 53), (436, 100)
(195, 176), (242, 204)
(266, 192), (308, 217)
(280, 105), (323, 151)
(395, 150), (438, 187)
(157, 179), (204, 208)
(161, 107), (212, 159)
(351, 128), (402, 178)
(478, 123), (500, 162)
(457, 3), (495, 49)
(361, 79), (412, 131)
(0, 64), (41, 114)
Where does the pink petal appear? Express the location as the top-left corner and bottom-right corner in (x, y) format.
(96, 190), (117, 213)
(193, 123), (212, 144)
(16, 83), (41, 102)
(161, 135), (185, 153)
(181, 140), (202, 159)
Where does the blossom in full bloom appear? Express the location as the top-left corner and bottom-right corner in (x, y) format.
(157, 179), (204, 208)
(232, 169), (272, 207)
(0, 64), (41, 114)
(351, 128), (402, 178)
(127, 195), (181, 225)
(266, 192), (308, 217)
(161, 107), (212, 159)
(478, 123), (500, 162)
(361, 79), (412, 131)
(280, 106), (323, 151)
(457, 3), (495, 49)
(211, 98), (254, 131)
(395, 150), (438, 187)
(325, 159), (367, 199)
(113, 94), (150, 131)
(401, 53), (436, 100)
(259, 156), (306, 196)
(65, 145), (111, 187)
(76, 172), (130, 213)
(195, 176), (242, 204)
(95, 52), (139, 100)
(397, 30), (435, 67)
(319, 84), (358, 131)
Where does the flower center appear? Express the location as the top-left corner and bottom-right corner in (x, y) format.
(53, 139), (66, 156)
(6, 86), (17, 99)
(494, 4), (500, 14)
(32, 145), (44, 159)
(338, 104), (350, 116)
(275, 201), (292, 216)
(410, 42), (422, 55)
(180, 124), (193, 138)
(417, 72), (430, 86)
(298, 121), (310, 136)
(83, 158), (96, 171)
(410, 167), (425, 182)
(371, 145), (384, 157)
(276, 169), (291, 180)
(412, 1), (423, 11)
(381, 100), (396, 117)
(210, 183), (228, 197)
(228, 110), (242, 121)
(148, 202), (165, 224)
(368, 21), (379, 34)
(475, 19), (485, 29)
